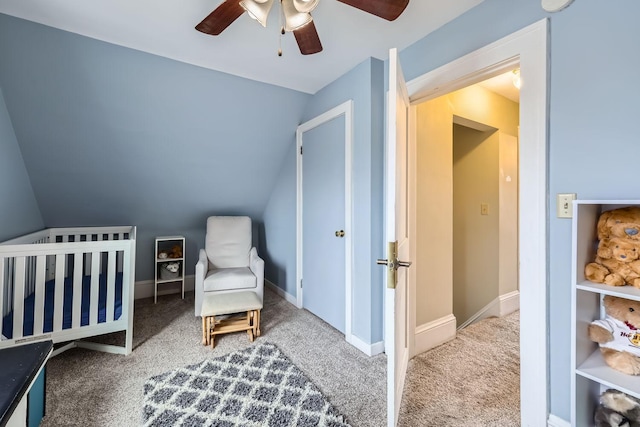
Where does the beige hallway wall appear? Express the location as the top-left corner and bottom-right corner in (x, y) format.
(416, 97), (453, 326)
(452, 124), (499, 326)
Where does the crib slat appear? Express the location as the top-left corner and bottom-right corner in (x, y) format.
(106, 251), (116, 321)
(33, 256), (46, 336)
(12, 257), (26, 340)
(0, 258), (4, 339)
(90, 251), (100, 325)
(53, 255), (65, 332)
(72, 252), (83, 329)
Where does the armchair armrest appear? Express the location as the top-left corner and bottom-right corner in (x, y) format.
(249, 247), (265, 303)
(194, 249), (208, 317)
(196, 249), (208, 277)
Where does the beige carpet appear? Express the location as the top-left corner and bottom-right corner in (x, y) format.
(39, 288), (386, 427)
(39, 289), (518, 426)
(398, 310), (520, 427)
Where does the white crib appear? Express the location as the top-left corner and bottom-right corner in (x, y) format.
(0, 226), (136, 357)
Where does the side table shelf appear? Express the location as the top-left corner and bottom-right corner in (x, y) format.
(154, 236), (185, 303)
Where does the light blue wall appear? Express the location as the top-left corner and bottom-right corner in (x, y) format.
(0, 88), (44, 241)
(261, 146), (297, 296)
(399, 0), (640, 420)
(262, 57), (385, 344)
(0, 13), (310, 280)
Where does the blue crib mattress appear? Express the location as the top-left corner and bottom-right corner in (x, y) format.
(2, 273), (123, 340)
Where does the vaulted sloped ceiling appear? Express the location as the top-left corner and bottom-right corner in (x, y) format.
(0, 14), (310, 231)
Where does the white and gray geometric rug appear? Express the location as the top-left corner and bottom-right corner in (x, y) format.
(143, 342), (352, 427)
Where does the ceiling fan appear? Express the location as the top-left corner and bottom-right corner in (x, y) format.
(195, 0), (410, 56)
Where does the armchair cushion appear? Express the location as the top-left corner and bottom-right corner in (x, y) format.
(203, 267), (256, 292)
(205, 216), (251, 268)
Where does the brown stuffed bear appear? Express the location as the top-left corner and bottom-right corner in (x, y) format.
(168, 245), (183, 259)
(589, 295), (640, 375)
(597, 206), (640, 241)
(585, 238), (640, 288)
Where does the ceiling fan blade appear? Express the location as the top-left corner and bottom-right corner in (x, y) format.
(294, 21), (323, 55)
(336, 0), (409, 21)
(195, 1), (245, 35)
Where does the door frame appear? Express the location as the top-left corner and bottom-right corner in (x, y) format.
(402, 19), (549, 425)
(296, 100), (354, 343)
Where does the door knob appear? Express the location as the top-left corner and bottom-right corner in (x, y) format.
(377, 241), (412, 289)
(335, 230), (345, 237)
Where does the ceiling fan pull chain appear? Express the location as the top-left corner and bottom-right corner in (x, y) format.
(278, 0), (284, 56)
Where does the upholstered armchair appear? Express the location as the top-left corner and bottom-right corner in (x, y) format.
(194, 216), (264, 317)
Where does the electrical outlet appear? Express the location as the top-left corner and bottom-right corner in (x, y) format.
(557, 193), (576, 218)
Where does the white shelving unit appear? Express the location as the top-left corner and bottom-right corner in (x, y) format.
(571, 200), (640, 426)
(154, 236), (185, 303)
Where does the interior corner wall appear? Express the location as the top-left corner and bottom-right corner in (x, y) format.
(0, 88), (43, 241)
(400, 0), (640, 420)
(452, 124), (499, 326)
(262, 57), (385, 345)
(261, 145), (298, 297)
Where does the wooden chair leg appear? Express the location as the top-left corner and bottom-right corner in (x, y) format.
(256, 310), (261, 337)
(202, 316), (207, 345)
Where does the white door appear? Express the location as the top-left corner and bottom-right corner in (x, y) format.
(381, 48), (411, 427)
(302, 116), (346, 333)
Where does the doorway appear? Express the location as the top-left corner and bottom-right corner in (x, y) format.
(390, 19), (549, 425)
(415, 80), (520, 333)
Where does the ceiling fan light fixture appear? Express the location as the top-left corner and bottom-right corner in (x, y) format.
(240, 0), (274, 27)
(282, 0), (312, 31)
(292, 0), (319, 13)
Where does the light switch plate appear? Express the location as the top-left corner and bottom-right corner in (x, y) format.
(557, 193), (576, 218)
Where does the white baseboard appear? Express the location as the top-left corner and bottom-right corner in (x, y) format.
(457, 290), (521, 330)
(263, 280), (382, 357)
(265, 279), (297, 306)
(414, 314), (456, 355)
(347, 334), (385, 357)
(547, 414), (570, 427)
(499, 290), (520, 316)
(134, 275), (195, 300)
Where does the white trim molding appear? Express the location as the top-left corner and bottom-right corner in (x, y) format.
(265, 279), (297, 306)
(547, 414), (570, 427)
(296, 100), (355, 346)
(135, 275), (195, 300)
(457, 291), (520, 331)
(499, 290), (520, 316)
(414, 314), (456, 355)
(347, 334), (385, 357)
(405, 18), (549, 426)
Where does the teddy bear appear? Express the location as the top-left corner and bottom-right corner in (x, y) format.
(595, 388), (640, 427)
(597, 206), (640, 242)
(168, 245), (182, 259)
(589, 295), (640, 375)
(585, 237), (640, 288)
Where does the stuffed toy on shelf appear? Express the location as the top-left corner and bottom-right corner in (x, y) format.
(595, 388), (640, 427)
(586, 207), (640, 288)
(589, 295), (640, 375)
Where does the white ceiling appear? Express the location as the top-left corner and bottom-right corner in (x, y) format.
(0, 0), (484, 94)
(478, 70), (520, 103)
